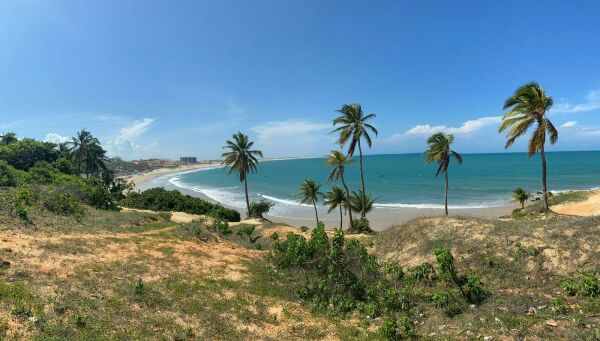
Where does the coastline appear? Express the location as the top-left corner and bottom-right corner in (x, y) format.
(127, 161), (222, 190)
(129, 161), (600, 229)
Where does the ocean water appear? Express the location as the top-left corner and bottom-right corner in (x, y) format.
(167, 151), (600, 218)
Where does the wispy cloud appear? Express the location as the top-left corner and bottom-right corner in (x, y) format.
(560, 121), (577, 128)
(553, 89), (600, 114)
(251, 120), (330, 139)
(391, 116), (501, 140)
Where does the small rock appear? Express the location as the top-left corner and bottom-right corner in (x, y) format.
(438, 325), (446, 331)
(466, 330), (474, 336)
(537, 305), (548, 310)
(483, 336), (493, 341)
(470, 304), (476, 309)
(546, 319), (558, 327)
(28, 316), (38, 323)
(494, 317), (501, 322)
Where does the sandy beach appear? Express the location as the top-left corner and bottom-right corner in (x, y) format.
(551, 189), (600, 216)
(127, 161), (221, 190)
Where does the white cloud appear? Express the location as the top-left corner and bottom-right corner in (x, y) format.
(561, 121), (577, 128)
(107, 118), (156, 159)
(250, 120), (333, 157)
(553, 89), (600, 114)
(393, 116), (501, 138)
(43, 133), (70, 144)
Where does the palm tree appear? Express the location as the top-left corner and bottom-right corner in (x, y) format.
(512, 187), (530, 209)
(423, 132), (463, 216)
(324, 150), (354, 229)
(68, 129), (108, 177)
(331, 103), (377, 218)
(500, 82), (558, 212)
(299, 178), (323, 226)
(221, 132), (263, 217)
(349, 190), (375, 215)
(325, 185), (347, 230)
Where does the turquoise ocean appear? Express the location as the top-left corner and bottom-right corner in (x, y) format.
(165, 151), (600, 219)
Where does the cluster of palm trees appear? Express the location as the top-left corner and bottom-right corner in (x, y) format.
(221, 81), (559, 227)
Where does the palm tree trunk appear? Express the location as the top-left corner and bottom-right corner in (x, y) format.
(244, 177), (251, 218)
(339, 206), (343, 230)
(444, 169), (449, 216)
(312, 199), (319, 225)
(340, 175), (353, 229)
(357, 139), (366, 218)
(541, 144), (549, 212)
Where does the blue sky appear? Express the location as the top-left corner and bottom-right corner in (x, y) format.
(1, 0), (600, 160)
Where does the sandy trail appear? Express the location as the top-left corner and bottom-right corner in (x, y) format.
(551, 190), (600, 216)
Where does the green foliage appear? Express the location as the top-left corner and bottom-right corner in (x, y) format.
(383, 261), (404, 283)
(44, 191), (84, 217)
(380, 319), (399, 340)
(409, 262), (435, 283)
(13, 188), (33, 222)
(11, 303), (33, 318)
(120, 188), (241, 222)
(82, 177), (118, 210)
(26, 161), (59, 184)
(0, 137), (59, 170)
(561, 278), (578, 296)
(300, 226), (309, 233)
(549, 297), (568, 315)
(578, 273), (600, 298)
(512, 187), (530, 208)
(431, 291), (449, 309)
(350, 217), (372, 233)
(433, 247), (487, 305)
(0, 160), (17, 187)
(133, 278), (145, 295)
(248, 200), (274, 219)
(349, 191), (375, 215)
(208, 219), (232, 236)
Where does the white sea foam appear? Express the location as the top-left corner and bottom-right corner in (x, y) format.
(168, 176), (246, 209)
(374, 200), (509, 210)
(257, 194), (313, 207)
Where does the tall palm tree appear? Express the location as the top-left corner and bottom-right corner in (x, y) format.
(324, 150), (354, 229)
(221, 132), (263, 217)
(68, 129), (108, 177)
(331, 103), (377, 218)
(349, 190), (375, 215)
(423, 132), (463, 216)
(512, 187), (530, 209)
(299, 178), (323, 226)
(500, 82), (558, 212)
(325, 185), (347, 230)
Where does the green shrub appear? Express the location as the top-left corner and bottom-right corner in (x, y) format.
(431, 291), (449, 309)
(350, 218), (373, 233)
(433, 247), (487, 305)
(579, 274), (600, 298)
(561, 278), (578, 296)
(409, 262), (435, 283)
(0, 160), (17, 187)
(81, 177), (118, 210)
(120, 188), (240, 222)
(26, 161), (58, 184)
(208, 219), (232, 236)
(133, 278), (145, 295)
(13, 189), (33, 223)
(44, 191), (84, 217)
(300, 226), (309, 233)
(549, 297), (567, 315)
(249, 200), (274, 219)
(383, 261), (404, 283)
(380, 319), (400, 340)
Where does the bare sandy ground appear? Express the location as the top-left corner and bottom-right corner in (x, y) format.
(552, 190), (600, 216)
(126, 162), (221, 190)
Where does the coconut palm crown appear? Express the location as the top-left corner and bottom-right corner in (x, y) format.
(499, 82), (557, 212)
(299, 178), (323, 226)
(512, 187), (530, 209)
(221, 132), (263, 217)
(331, 103), (377, 218)
(324, 150), (354, 229)
(324, 185), (347, 230)
(423, 132), (463, 216)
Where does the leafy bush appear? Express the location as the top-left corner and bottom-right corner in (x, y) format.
(120, 188), (240, 222)
(0, 138), (59, 171)
(26, 161), (58, 184)
(0, 160), (17, 187)
(578, 273), (600, 298)
(81, 177), (118, 210)
(249, 200), (274, 219)
(561, 278), (578, 296)
(207, 219), (232, 236)
(409, 262), (435, 283)
(433, 247), (487, 305)
(12, 189), (33, 223)
(44, 191), (84, 217)
(350, 217), (373, 233)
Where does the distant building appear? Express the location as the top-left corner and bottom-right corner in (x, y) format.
(180, 156), (197, 163)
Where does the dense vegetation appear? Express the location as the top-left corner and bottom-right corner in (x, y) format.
(120, 187), (241, 222)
